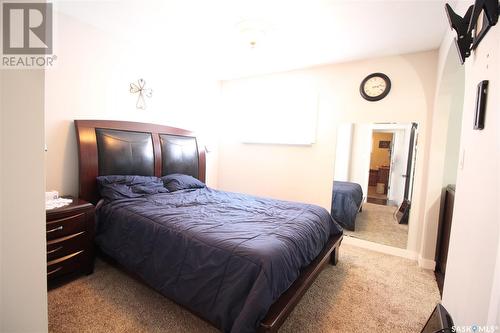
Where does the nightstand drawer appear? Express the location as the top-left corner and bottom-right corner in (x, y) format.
(47, 250), (85, 279)
(47, 231), (87, 261)
(46, 212), (86, 240)
(46, 198), (95, 284)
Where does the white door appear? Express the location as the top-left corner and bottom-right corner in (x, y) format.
(388, 126), (411, 205)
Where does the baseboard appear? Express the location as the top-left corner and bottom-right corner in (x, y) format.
(418, 255), (436, 270)
(342, 236), (436, 270)
(343, 236), (418, 261)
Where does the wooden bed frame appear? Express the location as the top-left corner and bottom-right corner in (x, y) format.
(75, 119), (342, 333)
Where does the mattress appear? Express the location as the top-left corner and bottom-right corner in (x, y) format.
(330, 181), (363, 231)
(96, 187), (342, 332)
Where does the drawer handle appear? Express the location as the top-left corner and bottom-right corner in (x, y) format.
(47, 226), (63, 234)
(47, 246), (63, 255)
(47, 266), (62, 276)
(47, 250), (84, 266)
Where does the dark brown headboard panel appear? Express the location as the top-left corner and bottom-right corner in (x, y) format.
(95, 128), (155, 176)
(75, 120), (206, 204)
(159, 134), (199, 178)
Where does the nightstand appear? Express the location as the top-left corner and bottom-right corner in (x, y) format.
(46, 198), (95, 283)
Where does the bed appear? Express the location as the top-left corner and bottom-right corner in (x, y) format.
(330, 181), (363, 231)
(75, 120), (343, 333)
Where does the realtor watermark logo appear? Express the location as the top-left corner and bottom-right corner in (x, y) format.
(1, 2), (56, 67)
(452, 325), (499, 332)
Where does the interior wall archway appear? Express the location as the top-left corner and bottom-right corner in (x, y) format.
(418, 39), (465, 265)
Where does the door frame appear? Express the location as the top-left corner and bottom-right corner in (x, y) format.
(370, 123), (414, 204)
(368, 129), (394, 200)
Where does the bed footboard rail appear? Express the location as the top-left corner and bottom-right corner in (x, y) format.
(258, 234), (343, 333)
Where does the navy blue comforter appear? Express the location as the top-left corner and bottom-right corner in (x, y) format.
(330, 181), (363, 231)
(96, 187), (342, 332)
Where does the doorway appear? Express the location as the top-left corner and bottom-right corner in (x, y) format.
(367, 131), (393, 206)
(367, 124), (418, 209)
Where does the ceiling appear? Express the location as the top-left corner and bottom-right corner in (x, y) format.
(57, 0), (450, 80)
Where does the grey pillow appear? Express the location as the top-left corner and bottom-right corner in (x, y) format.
(97, 175), (168, 200)
(161, 174), (206, 192)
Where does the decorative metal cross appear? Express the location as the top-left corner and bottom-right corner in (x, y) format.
(129, 78), (153, 109)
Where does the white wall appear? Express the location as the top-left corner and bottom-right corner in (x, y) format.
(439, 4), (500, 326)
(0, 69), (48, 332)
(349, 123), (372, 199)
(333, 123), (353, 181)
(0, 69), (2, 332)
(441, 58), (465, 187)
(45, 12), (221, 197)
(218, 50), (438, 259)
(489, 238), (500, 325)
(418, 32), (467, 268)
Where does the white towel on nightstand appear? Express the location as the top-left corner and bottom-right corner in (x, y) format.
(46, 198), (73, 210)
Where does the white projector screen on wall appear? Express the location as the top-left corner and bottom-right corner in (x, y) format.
(238, 78), (318, 145)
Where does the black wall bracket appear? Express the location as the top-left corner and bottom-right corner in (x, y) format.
(446, 4), (474, 64)
(470, 0), (499, 49)
(445, 0), (499, 64)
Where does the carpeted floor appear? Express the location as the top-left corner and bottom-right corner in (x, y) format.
(345, 203), (409, 249)
(367, 186), (389, 200)
(48, 244), (439, 333)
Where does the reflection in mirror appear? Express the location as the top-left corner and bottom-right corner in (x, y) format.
(331, 123), (418, 249)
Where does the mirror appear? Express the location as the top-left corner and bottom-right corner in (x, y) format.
(331, 122), (418, 249)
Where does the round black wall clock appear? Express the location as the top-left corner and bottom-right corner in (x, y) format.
(360, 73), (391, 101)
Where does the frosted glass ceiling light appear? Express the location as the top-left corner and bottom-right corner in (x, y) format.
(236, 19), (270, 49)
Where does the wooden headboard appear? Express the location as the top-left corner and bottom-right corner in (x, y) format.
(74, 120), (206, 204)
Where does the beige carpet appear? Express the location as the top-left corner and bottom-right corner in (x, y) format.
(48, 245), (439, 333)
(367, 186), (389, 200)
(345, 203), (409, 249)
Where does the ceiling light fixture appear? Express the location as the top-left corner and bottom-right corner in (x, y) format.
(235, 19), (270, 49)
